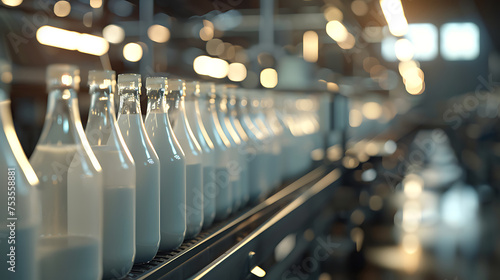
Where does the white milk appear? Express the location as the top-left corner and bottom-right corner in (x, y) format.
(214, 167), (231, 220)
(117, 113), (160, 263)
(93, 146), (135, 279)
(0, 226), (38, 280)
(39, 236), (99, 280)
(185, 163), (203, 239)
(203, 165), (216, 228)
(145, 112), (186, 251)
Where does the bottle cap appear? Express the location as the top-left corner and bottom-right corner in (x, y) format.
(117, 74), (141, 95)
(146, 77), (167, 89)
(185, 80), (200, 97)
(88, 70), (115, 93)
(225, 84), (238, 96)
(215, 84), (227, 97)
(199, 82), (215, 94)
(46, 64), (80, 92)
(167, 79), (185, 96)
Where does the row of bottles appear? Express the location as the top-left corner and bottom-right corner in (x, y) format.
(0, 64), (322, 280)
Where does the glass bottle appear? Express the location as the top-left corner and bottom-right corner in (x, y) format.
(0, 88), (40, 280)
(116, 74), (160, 263)
(226, 87), (250, 207)
(214, 85), (242, 210)
(234, 88), (268, 202)
(144, 77), (186, 250)
(185, 81), (216, 228)
(85, 70), (136, 278)
(169, 79), (203, 239)
(29, 64), (103, 280)
(199, 82), (233, 220)
(259, 90), (283, 190)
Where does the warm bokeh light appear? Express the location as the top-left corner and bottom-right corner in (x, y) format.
(199, 26), (214, 41)
(349, 109), (363, 127)
(103, 24), (125, 44)
(228, 62), (247, 82)
(402, 234), (420, 254)
(406, 81), (425, 95)
(323, 6), (343, 21)
(351, 0), (369, 16)
(193, 56), (229, 79)
(402, 201), (421, 232)
(403, 174), (423, 198)
(380, 0), (408, 37)
(37, 26), (79, 51)
(200, 20), (214, 41)
(77, 34), (109, 56)
(54, 0), (71, 17)
(326, 20), (349, 42)
(209, 58), (229, 79)
(90, 0), (102, 8)
(260, 68), (278, 88)
(338, 33), (356, 50)
(395, 39), (414, 61)
(37, 26), (108, 56)
(206, 38), (224, 56)
(147, 24), (170, 43)
(123, 43), (143, 62)
(327, 82), (339, 92)
(398, 60), (419, 77)
(362, 102), (383, 120)
(303, 31), (318, 63)
(250, 266), (266, 278)
(61, 74), (72, 86)
(1, 0), (22, 7)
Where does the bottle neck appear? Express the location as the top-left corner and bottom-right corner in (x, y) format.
(37, 88), (81, 145)
(236, 98), (249, 116)
(118, 91), (141, 115)
(86, 87), (115, 146)
(146, 88), (167, 114)
(185, 96), (200, 123)
(216, 95), (228, 115)
(166, 90), (182, 125)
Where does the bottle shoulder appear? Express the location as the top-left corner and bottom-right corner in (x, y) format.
(117, 114), (159, 163)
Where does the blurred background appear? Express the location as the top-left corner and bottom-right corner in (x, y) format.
(1, 0), (500, 279)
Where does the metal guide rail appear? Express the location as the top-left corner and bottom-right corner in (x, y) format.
(124, 164), (339, 280)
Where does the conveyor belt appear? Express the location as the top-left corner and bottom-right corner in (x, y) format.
(124, 165), (335, 280)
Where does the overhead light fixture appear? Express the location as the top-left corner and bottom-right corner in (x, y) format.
(303, 31), (318, 63)
(250, 266), (266, 278)
(36, 25), (109, 56)
(380, 0), (408, 37)
(260, 68), (278, 88)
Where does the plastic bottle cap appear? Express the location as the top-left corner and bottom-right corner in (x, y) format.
(185, 81), (200, 96)
(167, 79), (185, 95)
(46, 64), (80, 91)
(199, 82), (215, 93)
(146, 77), (167, 89)
(117, 73), (141, 94)
(88, 70), (116, 92)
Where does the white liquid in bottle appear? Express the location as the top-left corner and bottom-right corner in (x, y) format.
(199, 82), (233, 220)
(214, 86), (241, 210)
(169, 79), (203, 239)
(30, 64), (103, 280)
(0, 95), (40, 280)
(85, 70), (136, 278)
(93, 148), (135, 277)
(144, 77), (186, 250)
(116, 74), (160, 263)
(185, 81), (216, 228)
